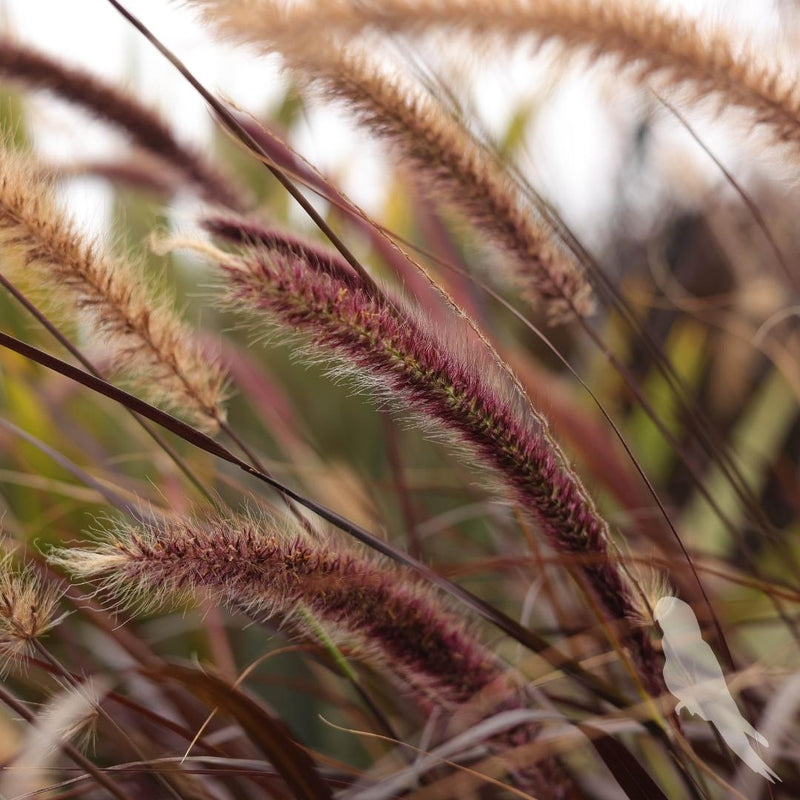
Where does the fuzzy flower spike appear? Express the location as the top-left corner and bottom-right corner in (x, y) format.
(0, 557), (65, 672)
(54, 511), (571, 797)
(0, 146), (228, 432)
(185, 225), (664, 693)
(0, 37), (246, 209)
(193, 0), (800, 152)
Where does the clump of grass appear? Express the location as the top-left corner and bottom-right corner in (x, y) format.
(0, 2), (797, 797)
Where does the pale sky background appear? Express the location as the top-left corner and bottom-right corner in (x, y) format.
(0, 0), (795, 248)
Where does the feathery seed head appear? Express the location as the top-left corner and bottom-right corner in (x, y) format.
(53, 511), (503, 708)
(191, 0), (800, 152)
(53, 511), (570, 794)
(0, 36), (246, 209)
(202, 212), (366, 291)
(207, 237), (663, 690)
(0, 679), (108, 799)
(30, 678), (106, 757)
(0, 146), (228, 431)
(626, 560), (675, 628)
(0, 558), (65, 671)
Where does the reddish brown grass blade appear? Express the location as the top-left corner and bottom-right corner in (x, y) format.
(144, 660), (333, 800)
(577, 723), (669, 800)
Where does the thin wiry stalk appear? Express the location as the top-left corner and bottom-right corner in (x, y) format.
(201, 235), (663, 691)
(0, 146), (228, 432)
(0, 36), (246, 209)
(53, 512), (571, 797)
(190, 8), (593, 323)
(192, 0), (800, 149)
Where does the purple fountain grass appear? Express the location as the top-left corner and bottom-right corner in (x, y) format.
(53, 511), (570, 797)
(192, 0), (800, 152)
(186, 3), (594, 324)
(0, 146), (229, 432)
(0, 37), (246, 210)
(191, 231), (665, 693)
(55, 513), (498, 707)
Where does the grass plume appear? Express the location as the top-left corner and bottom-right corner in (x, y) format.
(53, 512), (500, 706)
(0, 36), (246, 209)
(53, 511), (570, 796)
(183, 231), (663, 689)
(0, 146), (228, 431)
(190, 8), (594, 323)
(0, 557), (65, 672)
(191, 0), (800, 151)
(203, 211), (367, 291)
